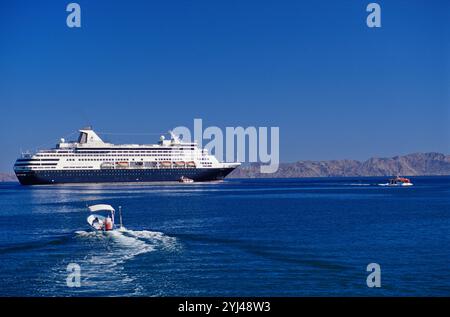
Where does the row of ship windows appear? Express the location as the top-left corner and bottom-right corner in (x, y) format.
(34, 149), (204, 152)
(16, 167), (57, 169)
(17, 159), (212, 164)
(70, 158), (205, 162)
(42, 148), (197, 154)
(35, 154), (205, 158)
(36, 150), (201, 156)
(18, 164), (211, 169)
(38, 172), (200, 177)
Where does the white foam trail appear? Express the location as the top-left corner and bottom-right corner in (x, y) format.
(122, 228), (179, 251)
(75, 228), (179, 263)
(75, 230), (99, 237)
(68, 228), (178, 295)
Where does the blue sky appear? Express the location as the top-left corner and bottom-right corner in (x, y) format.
(0, 0), (449, 171)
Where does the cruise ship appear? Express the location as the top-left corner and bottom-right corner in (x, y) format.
(14, 128), (240, 185)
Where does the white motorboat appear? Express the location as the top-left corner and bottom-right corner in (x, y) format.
(87, 204), (123, 231)
(179, 176), (194, 183)
(379, 176), (413, 187)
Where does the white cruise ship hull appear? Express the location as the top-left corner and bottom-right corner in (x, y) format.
(15, 167), (236, 185)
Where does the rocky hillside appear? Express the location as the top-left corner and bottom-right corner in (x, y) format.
(230, 152), (450, 178)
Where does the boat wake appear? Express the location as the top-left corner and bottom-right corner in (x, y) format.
(75, 227), (178, 264)
(50, 228), (180, 295)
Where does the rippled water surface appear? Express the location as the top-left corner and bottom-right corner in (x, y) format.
(0, 177), (449, 296)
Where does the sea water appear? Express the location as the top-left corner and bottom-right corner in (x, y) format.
(0, 177), (449, 296)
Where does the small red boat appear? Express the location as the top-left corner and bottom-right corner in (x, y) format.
(379, 176), (413, 186)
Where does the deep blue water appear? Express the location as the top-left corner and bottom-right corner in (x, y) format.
(0, 177), (449, 296)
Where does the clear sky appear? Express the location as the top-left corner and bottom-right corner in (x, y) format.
(0, 0), (449, 172)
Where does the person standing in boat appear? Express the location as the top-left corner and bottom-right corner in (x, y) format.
(104, 215), (113, 231)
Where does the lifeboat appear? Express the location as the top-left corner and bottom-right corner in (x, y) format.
(130, 161), (144, 168)
(174, 161), (185, 167)
(115, 161), (129, 168)
(186, 161), (196, 168)
(144, 161), (158, 168)
(160, 161), (171, 168)
(100, 162), (114, 169)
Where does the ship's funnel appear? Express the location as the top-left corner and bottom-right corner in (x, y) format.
(78, 128), (104, 144)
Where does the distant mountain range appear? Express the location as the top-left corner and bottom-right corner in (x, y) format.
(1, 153), (450, 182)
(229, 152), (450, 178)
(0, 173), (17, 182)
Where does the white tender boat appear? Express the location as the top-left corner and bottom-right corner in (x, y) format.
(87, 204), (123, 231)
(179, 176), (194, 183)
